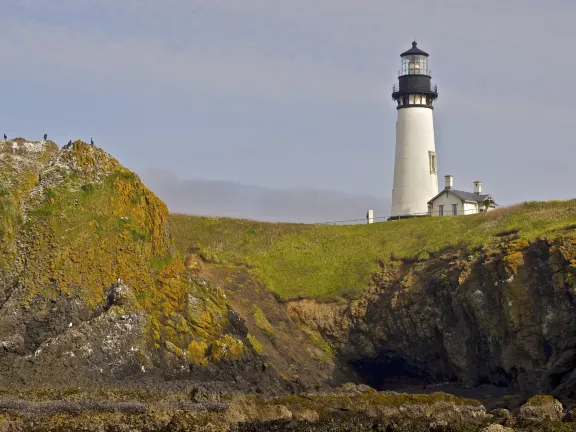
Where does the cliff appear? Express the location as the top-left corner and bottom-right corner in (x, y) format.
(2, 138), (576, 430)
(169, 200), (576, 406)
(0, 139), (272, 390)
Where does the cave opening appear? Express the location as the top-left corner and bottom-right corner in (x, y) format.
(350, 356), (434, 391)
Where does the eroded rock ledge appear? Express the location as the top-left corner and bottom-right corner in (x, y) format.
(0, 389), (572, 431)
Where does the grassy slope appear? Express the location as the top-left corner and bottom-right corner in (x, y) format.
(170, 200), (576, 301)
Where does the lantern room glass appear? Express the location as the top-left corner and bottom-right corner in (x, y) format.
(400, 55), (429, 76)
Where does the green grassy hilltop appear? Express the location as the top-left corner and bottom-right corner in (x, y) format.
(170, 200), (576, 301)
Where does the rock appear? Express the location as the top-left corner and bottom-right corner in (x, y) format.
(357, 383), (376, 393)
(292, 407), (320, 422)
(108, 283), (137, 308)
(481, 425), (514, 432)
(563, 406), (576, 422)
(0, 334), (24, 354)
(338, 382), (376, 396)
(488, 408), (514, 426)
(518, 395), (563, 425)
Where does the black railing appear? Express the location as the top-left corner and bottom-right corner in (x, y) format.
(392, 83), (437, 93)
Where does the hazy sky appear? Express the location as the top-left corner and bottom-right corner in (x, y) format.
(0, 1), (574, 222)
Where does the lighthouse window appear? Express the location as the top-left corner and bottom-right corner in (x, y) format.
(401, 55), (429, 76)
(409, 95), (415, 104)
(429, 151), (437, 174)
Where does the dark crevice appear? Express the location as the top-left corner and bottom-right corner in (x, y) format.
(350, 356), (434, 391)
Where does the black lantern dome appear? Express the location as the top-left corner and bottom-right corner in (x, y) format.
(392, 41), (438, 109)
(400, 41), (429, 57)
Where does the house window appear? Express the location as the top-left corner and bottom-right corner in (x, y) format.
(452, 204), (458, 216)
(438, 205), (444, 216)
(429, 151), (437, 174)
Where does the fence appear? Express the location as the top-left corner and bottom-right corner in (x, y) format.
(315, 208), (491, 226)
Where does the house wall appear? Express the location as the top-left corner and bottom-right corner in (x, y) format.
(430, 191), (462, 216)
(430, 191), (497, 217)
(463, 202), (479, 215)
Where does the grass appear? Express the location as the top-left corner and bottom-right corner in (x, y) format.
(169, 199), (576, 301)
(247, 333), (264, 353)
(253, 306), (275, 337)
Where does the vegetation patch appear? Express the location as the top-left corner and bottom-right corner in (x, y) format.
(170, 200), (576, 301)
(253, 306), (275, 337)
(247, 333), (264, 353)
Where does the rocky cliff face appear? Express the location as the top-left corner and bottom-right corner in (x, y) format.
(285, 233), (576, 404)
(2, 138), (576, 429)
(0, 139), (277, 390)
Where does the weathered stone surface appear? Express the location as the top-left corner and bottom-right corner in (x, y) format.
(481, 425), (514, 432)
(488, 408), (514, 426)
(518, 395), (563, 425)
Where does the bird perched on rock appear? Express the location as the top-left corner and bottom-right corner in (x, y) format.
(3, 134), (6, 140)
(90, 137), (94, 146)
(43, 134), (47, 141)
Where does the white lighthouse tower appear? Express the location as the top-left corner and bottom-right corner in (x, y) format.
(390, 42), (439, 218)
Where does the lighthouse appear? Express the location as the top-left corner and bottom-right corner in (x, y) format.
(390, 42), (439, 218)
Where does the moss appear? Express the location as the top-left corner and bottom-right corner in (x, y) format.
(0, 139), (242, 371)
(503, 251), (524, 274)
(502, 276), (532, 331)
(524, 395), (557, 407)
(247, 333), (264, 353)
(210, 334), (244, 361)
(187, 340), (209, 365)
(253, 306), (274, 337)
(307, 333), (334, 358)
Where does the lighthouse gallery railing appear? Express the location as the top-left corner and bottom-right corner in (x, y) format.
(392, 83), (437, 93)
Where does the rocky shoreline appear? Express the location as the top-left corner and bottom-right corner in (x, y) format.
(0, 385), (572, 431)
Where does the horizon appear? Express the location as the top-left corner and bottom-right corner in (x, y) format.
(1, 1), (575, 222)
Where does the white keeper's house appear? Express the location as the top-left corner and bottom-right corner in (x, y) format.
(427, 175), (497, 217)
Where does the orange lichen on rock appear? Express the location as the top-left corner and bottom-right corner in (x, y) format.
(0, 139), (240, 372)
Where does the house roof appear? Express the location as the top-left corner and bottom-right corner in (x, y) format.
(427, 189), (498, 206)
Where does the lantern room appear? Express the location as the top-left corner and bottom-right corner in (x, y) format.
(392, 41), (438, 109)
(399, 42), (430, 76)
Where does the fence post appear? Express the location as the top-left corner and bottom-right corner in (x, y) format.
(366, 209), (374, 224)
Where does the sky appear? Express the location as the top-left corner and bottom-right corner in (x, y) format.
(0, 0), (575, 222)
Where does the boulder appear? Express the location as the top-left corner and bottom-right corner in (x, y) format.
(563, 406), (576, 422)
(518, 395), (563, 425)
(481, 425), (514, 432)
(488, 408), (514, 426)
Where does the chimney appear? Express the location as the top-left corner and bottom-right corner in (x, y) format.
(474, 181), (482, 194)
(444, 175), (453, 190)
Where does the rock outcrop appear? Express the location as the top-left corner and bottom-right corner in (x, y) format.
(282, 234), (576, 404)
(3, 137), (576, 430)
(0, 139), (274, 390)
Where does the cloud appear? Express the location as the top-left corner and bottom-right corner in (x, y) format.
(140, 168), (391, 223)
(0, 9), (383, 104)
